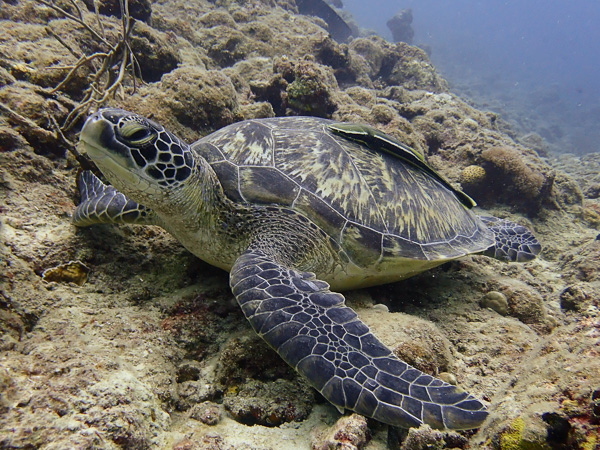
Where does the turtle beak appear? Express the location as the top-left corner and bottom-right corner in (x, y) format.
(79, 110), (132, 163)
(79, 112), (109, 160)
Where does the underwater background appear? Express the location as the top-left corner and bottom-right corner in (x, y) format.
(0, 0), (599, 448)
(345, 0), (600, 157)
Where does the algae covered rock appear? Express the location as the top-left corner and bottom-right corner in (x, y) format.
(285, 58), (338, 116)
(480, 146), (555, 214)
(82, 0), (152, 22)
(481, 290), (509, 316)
(387, 8), (414, 44)
(159, 66), (240, 131)
(312, 413), (369, 449)
(223, 378), (315, 426)
(384, 42), (448, 92)
(129, 21), (180, 82)
(252, 56), (339, 117)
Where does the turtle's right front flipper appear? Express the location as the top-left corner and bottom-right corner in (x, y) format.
(230, 249), (488, 430)
(73, 171), (156, 226)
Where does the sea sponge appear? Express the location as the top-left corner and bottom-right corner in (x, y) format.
(460, 165), (486, 185)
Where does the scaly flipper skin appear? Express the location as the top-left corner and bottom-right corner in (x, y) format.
(73, 171), (155, 226)
(479, 216), (541, 262)
(230, 249), (489, 430)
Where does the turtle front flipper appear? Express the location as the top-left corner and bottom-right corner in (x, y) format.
(230, 249), (488, 430)
(73, 171), (156, 226)
(479, 216), (542, 262)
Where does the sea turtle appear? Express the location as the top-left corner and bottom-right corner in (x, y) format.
(73, 108), (541, 430)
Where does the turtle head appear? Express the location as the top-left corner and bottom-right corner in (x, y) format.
(80, 108), (195, 206)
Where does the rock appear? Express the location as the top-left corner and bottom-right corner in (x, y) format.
(312, 413), (369, 450)
(437, 372), (457, 386)
(397, 425), (467, 450)
(386, 9), (414, 44)
(480, 146), (555, 214)
(215, 334), (294, 386)
(559, 284), (592, 312)
(197, 26), (249, 67)
(223, 378), (315, 426)
(505, 286), (550, 331)
(82, 0), (152, 22)
(370, 103), (396, 124)
(313, 36), (357, 86)
(349, 37), (386, 79)
(384, 42), (448, 93)
(159, 67), (240, 132)
(284, 58), (338, 117)
(496, 416), (549, 450)
(518, 132), (548, 156)
(481, 290), (509, 316)
(559, 239), (600, 283)
(190, 401), (221, 425)
(129, 22), (180, 82)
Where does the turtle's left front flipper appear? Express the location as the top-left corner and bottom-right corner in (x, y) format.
(479, 216), (541, 262)
(230, 249), (488, 430)
(73, 171), (156, 226)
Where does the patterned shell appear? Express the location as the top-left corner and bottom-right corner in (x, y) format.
(193, 116), (494, 265)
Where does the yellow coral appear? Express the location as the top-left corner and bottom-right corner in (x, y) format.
(461, 165), (486, 185)
(500, 417), (525, 450)
(499, 417), (547, 450)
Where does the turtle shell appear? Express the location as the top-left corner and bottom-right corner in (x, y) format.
(192, 117), (494, 266)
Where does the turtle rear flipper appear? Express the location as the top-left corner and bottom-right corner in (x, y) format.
(230, 249), (489, 430)
(73, 171), (156, 226)
(480, 216), (541, 262)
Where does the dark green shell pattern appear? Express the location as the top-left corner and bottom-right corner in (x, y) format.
(193, 117), (494, 267)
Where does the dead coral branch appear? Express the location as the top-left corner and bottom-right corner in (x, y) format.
(35, 0), (142, 132)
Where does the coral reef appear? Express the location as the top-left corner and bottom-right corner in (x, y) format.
(460, 164), (486, 187)
(0, 0), (599, 447)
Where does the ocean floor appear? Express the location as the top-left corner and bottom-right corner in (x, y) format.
(1, 1), (599, 449)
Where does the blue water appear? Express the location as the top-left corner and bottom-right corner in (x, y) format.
(343, 0), (600, 154)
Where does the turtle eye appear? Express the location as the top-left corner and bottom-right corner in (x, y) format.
(119, 121), (154, 145)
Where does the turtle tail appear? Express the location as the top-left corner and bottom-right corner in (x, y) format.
(480, 216), (541, 262)
(73, 171), (155, 226)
